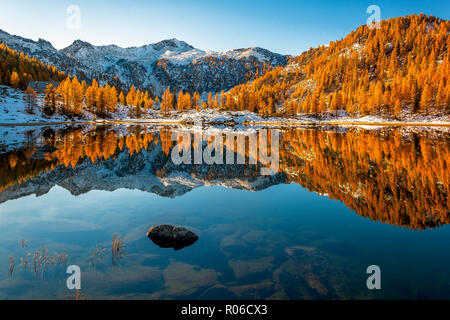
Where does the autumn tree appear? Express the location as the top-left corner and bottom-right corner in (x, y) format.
(420, 82), (434, 114)
(10, 71), (20, 88)
(119, 91), (126, 105)
(161, 88), (174, 116)
(44, 83), (57, 115)
(24, 87), (37, 114)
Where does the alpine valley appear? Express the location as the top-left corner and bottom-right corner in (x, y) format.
(0, 14), (448, 124)
(1, 6), (450, 301)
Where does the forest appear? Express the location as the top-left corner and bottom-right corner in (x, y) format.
(220, 14), (450, 117)
(0, 43), (65, 90)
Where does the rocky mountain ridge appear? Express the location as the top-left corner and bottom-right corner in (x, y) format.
(0, 29), (288, 95)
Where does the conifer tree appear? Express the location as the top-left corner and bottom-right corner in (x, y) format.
(24, 87), (37, 114)
(10, 71), (20, 88)
(44, 83), (57, 115)
(119, 91), (126, 105)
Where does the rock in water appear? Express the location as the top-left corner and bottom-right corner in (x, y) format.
(147, 225), (198, 250)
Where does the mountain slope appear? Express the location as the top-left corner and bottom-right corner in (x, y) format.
(0, 29), (288, 95)
(0, 42), (65, 90)
(0, 29), (83, 78)
(219, 14), (450, 119)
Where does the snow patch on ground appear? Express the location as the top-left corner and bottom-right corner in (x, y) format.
(1, 86), (449, 128)
(0, 86), (71, 124)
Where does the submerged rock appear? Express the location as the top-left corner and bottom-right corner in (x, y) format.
(147, 225), (199, 250)
(271, 245), (363, 299)
(162, 261), (218, 297)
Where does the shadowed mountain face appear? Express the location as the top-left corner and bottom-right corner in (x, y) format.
(0, 29), (288, 95)
(0, 125), (448, 230)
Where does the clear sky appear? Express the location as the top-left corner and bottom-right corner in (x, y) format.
(0, 0), (448, 55)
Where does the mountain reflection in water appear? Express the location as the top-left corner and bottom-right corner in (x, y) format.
(1, 125), (448, 230)
(0, 124), (449, 300)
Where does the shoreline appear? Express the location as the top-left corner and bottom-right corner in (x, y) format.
(0, 120), (449, 127)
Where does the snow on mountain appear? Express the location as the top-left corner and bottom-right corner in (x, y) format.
(0, 29), (56, 55)
(0, 29), (288, 95)
(61, 38), (202, 67)
(60, 38), (288, 95)
(216, 47), (280, 62)
(0, 29), (84, 77)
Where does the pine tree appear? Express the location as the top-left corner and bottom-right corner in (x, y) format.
(44, 83), (57, 115)
(161, 88), (173, 116)
(193, 92), (200, 111)
(96, 87), (106, 117)
(177, 90), (185, 111)
(420, 82), (434, 114)
(126, 85), (137, 106)
(393, 98), (402, 119)
(24, 87), (37, 114)
(71, 77), (83, 115)
(119, 91), (125, 105)
(10, 71), (20, 88)
(107, 86), (118, 114)
(207, 92), (214, 109)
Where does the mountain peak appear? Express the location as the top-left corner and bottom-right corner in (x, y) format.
(151, 38), (194, 51)
(37, 38), (56, 50)
(60, 38), (195, 55)
(66, 39), (94, 49)
(59, 40), (99, 58)
(0, 28), (288, 96)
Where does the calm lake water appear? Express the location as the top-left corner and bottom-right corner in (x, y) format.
(0, 124), (449, 300)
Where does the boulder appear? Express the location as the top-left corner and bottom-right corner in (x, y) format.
(147, 225), (198, 250)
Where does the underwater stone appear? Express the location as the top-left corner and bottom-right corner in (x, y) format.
(147, 225), (199, 250)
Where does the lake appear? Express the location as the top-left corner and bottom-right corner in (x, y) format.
(0, 123), (449, 300)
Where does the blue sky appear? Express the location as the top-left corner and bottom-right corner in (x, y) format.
(0, 0), (448, 55)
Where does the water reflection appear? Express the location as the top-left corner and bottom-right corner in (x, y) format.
(0, 124), (448, 229)
(0, 124), (449, 300)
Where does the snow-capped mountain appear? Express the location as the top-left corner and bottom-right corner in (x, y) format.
(0, 29), (84, 77)
(0, 29), (288, 95)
